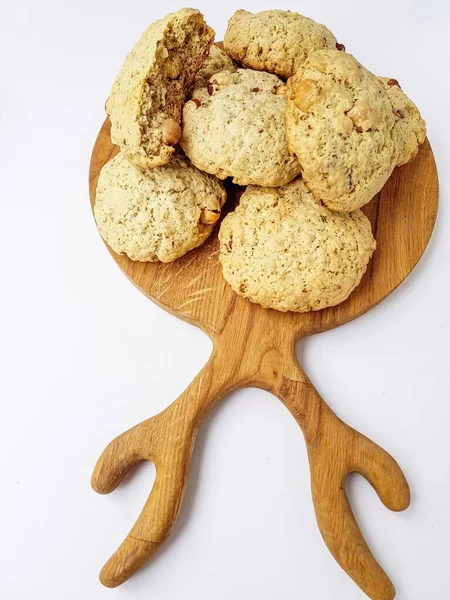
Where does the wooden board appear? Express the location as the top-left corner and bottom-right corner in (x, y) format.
(89, 119), (438, 600)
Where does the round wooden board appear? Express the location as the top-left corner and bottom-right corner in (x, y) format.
(90, 116), (438, 599)
(89, 118), (438, 340)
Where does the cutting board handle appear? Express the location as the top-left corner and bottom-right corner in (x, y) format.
(274, 363), (410, 600)
(92, 322), (410, 597)
(91, 351), (250, 588)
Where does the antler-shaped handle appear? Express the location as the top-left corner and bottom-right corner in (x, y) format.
(92, 354), (244, 587)
(92, 412), (192, 587)
(92, 322), (410, 597)
(275, 367), (410, 600)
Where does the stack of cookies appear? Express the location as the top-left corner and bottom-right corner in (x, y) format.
(95, 8), (426, 313)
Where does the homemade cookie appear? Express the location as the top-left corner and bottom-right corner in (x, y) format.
(378, 77), (426, 166)
(286, 50), (397, 212)
(219, 179), (376, 312)
(94, 152), (226, 263)
(224, 9), (337, 79)
(192, 45), (237, 93)
(181, 68), (301, 187)
(106, 8), (214, 170)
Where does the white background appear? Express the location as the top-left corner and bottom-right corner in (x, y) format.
(1, 1), (449, 598)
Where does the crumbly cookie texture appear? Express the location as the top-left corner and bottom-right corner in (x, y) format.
(106, 8), (214, 170)
(181, 68), (301, 187)
(94, 152), (226, 263)
(192, 45), (237, 94)
(224, 9), (337, 79)
(378, 77), (426, 166)
(219, 179), (376, 312)
(286, 50), (398, 212)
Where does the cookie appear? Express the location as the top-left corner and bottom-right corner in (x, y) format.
(224, 9), (337, 79)
(219, 179), (376, 312)
(286, 50), (397, 212)
(378, 77), (426, 166)
(192, 45), (237, 93)
(94, 152), (226, 263)
(181, 68), (301, 187)
(106, 8), (214, 170)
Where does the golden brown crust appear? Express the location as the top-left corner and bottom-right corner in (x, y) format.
(224, 9), (337, 78)
(286, 51), (397, 212)
(378, 77), (426, 166)
(219, 179), (376, 312)
(181, 68), (301, 187)
(95, 153), (226, 263)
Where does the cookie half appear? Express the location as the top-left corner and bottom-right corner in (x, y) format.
(94, 152), (226, 263)
(219, 179), (376, 312)
(106, 8), (214, 170)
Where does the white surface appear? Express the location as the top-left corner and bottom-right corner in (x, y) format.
(1, 1), (449, 598)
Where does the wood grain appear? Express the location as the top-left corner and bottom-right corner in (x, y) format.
(89, 117), (438, 599)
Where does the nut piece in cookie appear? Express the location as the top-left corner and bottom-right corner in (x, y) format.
(219, 179), (376, 312)
(191, 45), (237, 95)
(181, 68), (301, 187)
(224, 9), (337, 79)
(106, 8), (214, 170)
(161, 119), (182, 146)
(286, 50), (398, 212)
(378, 76), (426, 166)
(94, 152), (226, 263)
